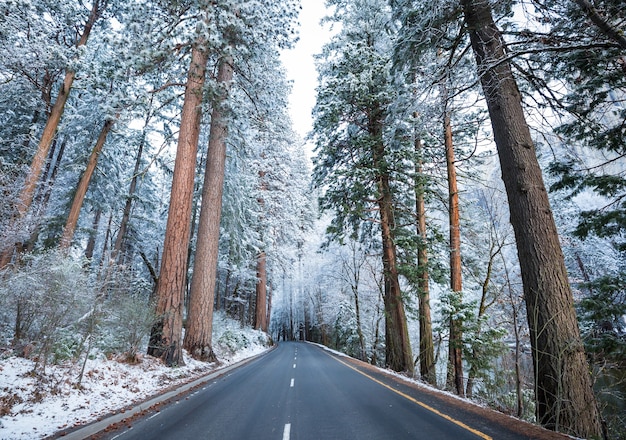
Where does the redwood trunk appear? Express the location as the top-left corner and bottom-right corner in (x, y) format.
(254, 251), (268, 332)
(461, 0), (602, 436)
(59, 118), (115, 249)
(414, 138), (436, 384)
(378, 173), (413, 374)
(444, 111), (464, 397)
(266, 281), (273, 334)
(148, 44), (210, 366)
(183, 56), (233, 361)
(371, 124), (414, 373)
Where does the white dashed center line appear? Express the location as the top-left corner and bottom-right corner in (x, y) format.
(290, 378), (295, 387)
(283, 423), (291, 440)
(293, 363), (296, 368)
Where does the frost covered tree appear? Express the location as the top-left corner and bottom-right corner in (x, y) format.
(392, 0), (607, 435)
(148, 3), (211, 366)
(459, 0), (603, 436)
(182, 0), (299, 361)
(0, 0), (110, 267)
(313, 0), (413, 373)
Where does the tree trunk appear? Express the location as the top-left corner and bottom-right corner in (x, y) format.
(466, 242), (499, 398)
(24, 137), (68, 254)
(148, 43), (210, 367)
(254, 169), (268, 333)
(369, 105), (413, 374)
(572, 0), (626, 50)
(444, 110), (465, 397)
(254, 251), (268, 332)
(113, 113), (150, 262)
(414, 137), (436, 385)
(183, 56), (233, 362)
(460, 0), (602, 436)
(59, 118), (115, 249)
(98, 211), (113, 276)
(266, 281), (273, 335)
(377, 159), (414, 374)
(84, 208), (101, 260)
(0, 0), (103, 267)
(504, 260), (525, 418)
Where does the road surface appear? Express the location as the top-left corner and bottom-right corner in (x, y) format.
(93, 342), (563, 440)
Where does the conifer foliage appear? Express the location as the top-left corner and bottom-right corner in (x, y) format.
(1, 0), (625, 437)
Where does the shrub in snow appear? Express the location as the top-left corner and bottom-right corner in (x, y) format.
(99, 286), (157, 364)
(0, 252), (158, 376)
(217, 329), (251, 356)
(0, 250), (94, 373)
(213, 311), (270, 357)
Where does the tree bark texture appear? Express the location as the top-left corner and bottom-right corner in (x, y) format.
(460, 0), (602, 436)
(254, 169), (269, 333)
(444, 112), (465, 397)
(378, 173), (413, 374)
(414, 138), (436, 385)
(148, 44), (210, 367)
(59, 118), (115, 249)
(0, 0), (103, 267)
(370, 112), (414, 373)
(183, 56), (233, 362)
(254, 251), (268, 332)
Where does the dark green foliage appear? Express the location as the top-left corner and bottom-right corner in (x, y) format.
(437, 290), (507, 385)
(578, 274), (626, 357)
(528, 1), (626, 251)
(313, 37), (397, 242)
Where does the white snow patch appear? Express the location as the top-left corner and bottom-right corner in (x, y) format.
(0, 319), (270, 440)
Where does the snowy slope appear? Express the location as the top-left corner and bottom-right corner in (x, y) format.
(0, 314), (270, 440)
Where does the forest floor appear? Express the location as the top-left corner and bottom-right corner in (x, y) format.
(0, 315), (269, 440)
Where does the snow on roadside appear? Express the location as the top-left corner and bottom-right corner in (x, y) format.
(0, 314), (270, 440)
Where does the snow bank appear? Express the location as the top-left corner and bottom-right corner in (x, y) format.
(0, 313), (270, 440)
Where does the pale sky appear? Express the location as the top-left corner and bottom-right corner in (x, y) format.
(280, 1), (334, 143)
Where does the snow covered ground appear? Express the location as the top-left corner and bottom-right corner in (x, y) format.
(0, 315), (270, 440)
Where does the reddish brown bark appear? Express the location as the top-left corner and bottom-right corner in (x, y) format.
(370, 106), (413, 373)
(378, 171), (413, 374)
(444, 111), (464, 397)
(414, 138), (436, 385)
(254, 251), (268, 332)
(183, 56), (234, 362)
(59, 118), (115, 249)
(148, 44), (210, 367)
(266, 281), (273, 334)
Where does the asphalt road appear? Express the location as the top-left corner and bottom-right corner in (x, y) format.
(93, 342), (553, 440)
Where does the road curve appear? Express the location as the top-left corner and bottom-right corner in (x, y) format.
(92, 342), (567, 440)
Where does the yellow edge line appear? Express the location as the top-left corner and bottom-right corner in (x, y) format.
(327, 353), (492, 440)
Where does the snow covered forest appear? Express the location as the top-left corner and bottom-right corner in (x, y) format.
(0, 0), (625, 439)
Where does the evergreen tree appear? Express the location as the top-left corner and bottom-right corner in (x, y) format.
(0, 0), (110, 267)
(460, 0), (603, 436)
(148, 3), (211, 366)
(313, 0), (413, 373)
(183, 0), (299, 360)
